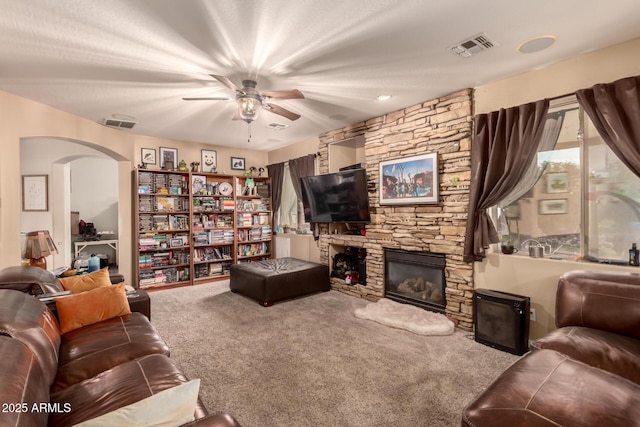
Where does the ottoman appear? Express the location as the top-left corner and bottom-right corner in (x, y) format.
(230, 257), (330, 306)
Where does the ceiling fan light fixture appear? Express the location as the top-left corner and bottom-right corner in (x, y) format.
(237, 95), (261, 122)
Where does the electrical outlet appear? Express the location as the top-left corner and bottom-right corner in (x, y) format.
(530, 308), (537, 322)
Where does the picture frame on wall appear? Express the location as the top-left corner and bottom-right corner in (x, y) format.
(231, 157), (246, 171)
(539, 199), (568, 215)
(545, 172), (569, 193)
(379, 152), (439, 205)
(159, 147), (177, 170)
(201, 149), (217, 173)
(141, 148), (156, 165)
(22, 175), (48, 211)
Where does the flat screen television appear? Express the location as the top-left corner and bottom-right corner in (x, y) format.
(300, 169), (371, 223)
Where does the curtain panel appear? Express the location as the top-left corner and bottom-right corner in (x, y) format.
(267, 162), (285, 230)
(288, 154), (316, 200)
(463, 99), (550, 263)
(576, 75), (640, 179)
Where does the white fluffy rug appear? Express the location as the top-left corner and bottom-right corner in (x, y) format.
(354, 298), (455, 336)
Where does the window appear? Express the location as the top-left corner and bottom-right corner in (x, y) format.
(275, 163), (310, 233)
(495, 97), (640, 262)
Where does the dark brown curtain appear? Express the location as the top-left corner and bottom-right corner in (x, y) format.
(463, 99), (550, 263)
(288, 154), (316, 200)
(576, 76), (640, 178)
(267, 162), (285, 230)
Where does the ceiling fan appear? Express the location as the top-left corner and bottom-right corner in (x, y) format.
(183, 75), (304, 124)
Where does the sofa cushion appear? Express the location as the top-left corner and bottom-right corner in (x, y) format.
(49, 354), (208, 427)
(71, 379), (199, 427)
(55, 282), (131, 334)
(462, 349), (640, 427)
(52, 312), (170, 392)
(58, 267), (112, 294)
(0, 289), (61, 387)
(0, 336), (50, 427)
(532, 326), (640, 384)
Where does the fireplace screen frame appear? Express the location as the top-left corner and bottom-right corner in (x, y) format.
(384, 248), (447, 313)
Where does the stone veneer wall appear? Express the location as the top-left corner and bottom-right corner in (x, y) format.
(317, 89), (474, 329)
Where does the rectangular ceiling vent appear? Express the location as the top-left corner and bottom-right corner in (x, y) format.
(103, 118), (137, 129)
(265, 122), (289, 131)
(450, 32), (498, 58)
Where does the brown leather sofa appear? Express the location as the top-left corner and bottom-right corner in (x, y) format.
(0, 266), (241, 427)
(462, 269), (640, 426)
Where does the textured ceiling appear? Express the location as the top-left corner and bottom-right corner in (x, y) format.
(1, 0), (640, 151)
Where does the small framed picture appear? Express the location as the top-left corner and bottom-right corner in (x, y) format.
(231, 157), (246, 171)
(22, 175), (48, 211)
(141, 148), (156, 165)
(545, 172), (569, 193)
(538, 199), (568, 215)
(201, 149), (217, 173)
(170, 238), (184, 248)
(159, 147), (178, 170)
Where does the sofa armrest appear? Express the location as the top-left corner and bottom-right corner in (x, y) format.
(0, 265), (63, 295)
(556, 269), (640, 339)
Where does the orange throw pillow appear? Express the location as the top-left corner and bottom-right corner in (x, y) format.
(58, 267), (112, 294)
(55, 282), (131, 334)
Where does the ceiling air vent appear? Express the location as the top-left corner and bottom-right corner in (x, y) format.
(450, 32), (497, 58)
(265, 122), (289, 131)
(103, 118), (137, 129)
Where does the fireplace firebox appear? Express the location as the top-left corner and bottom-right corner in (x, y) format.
(384, 248), (446, 313)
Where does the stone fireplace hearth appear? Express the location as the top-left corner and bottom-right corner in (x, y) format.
(317, 88), (474, 330)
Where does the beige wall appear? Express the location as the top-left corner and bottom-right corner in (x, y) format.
(473, 37), (640, 340)
(268, 136), (319, 165)
(0, 89), (267, 285)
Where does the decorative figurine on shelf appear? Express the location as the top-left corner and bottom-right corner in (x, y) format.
(178, 160), (188, 171)
(258, 167), (265, 177)
(137, 163), (147, 169)
(190, 161), (200, 172)
(249, 166), (257, 177)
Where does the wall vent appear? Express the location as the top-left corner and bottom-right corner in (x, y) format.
(103, 118), (137, 129)
(450, 32), (497, 58)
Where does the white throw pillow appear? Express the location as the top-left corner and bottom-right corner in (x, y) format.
(71, 379), (200, 427)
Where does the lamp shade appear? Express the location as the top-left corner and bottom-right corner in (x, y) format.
(24, 230), (58, 259)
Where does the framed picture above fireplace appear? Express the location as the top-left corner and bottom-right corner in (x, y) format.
(379, 152), (439, 205)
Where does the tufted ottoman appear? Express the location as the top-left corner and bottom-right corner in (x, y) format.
(230, 257), (330, 306)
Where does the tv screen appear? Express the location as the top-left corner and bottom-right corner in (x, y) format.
(300, 169), (371, 223)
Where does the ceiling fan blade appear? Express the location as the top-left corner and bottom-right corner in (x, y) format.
(261, 89), (304, 100)
(182, 97), (233, 101)
(264, 103), (301, 121)
(210, 74), (240, 92)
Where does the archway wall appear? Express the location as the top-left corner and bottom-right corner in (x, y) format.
(0, 89), (223, 284)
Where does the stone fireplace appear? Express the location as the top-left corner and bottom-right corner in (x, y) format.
(384, 248), (446, 313)
(317, 88), (474, 330)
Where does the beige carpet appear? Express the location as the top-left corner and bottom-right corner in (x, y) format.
(149, 282), (518, 427)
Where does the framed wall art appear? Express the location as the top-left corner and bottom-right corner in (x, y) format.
(379, 152), (439, 205)
(159, 147), (178, 170)
(201, 149), (217, 173)
(545, 172), (569, 193)
(141, 148), (156, 165)
(538, 199), (568, 215)
(22, 175), (49, 211)
(231, 157), (246, 171)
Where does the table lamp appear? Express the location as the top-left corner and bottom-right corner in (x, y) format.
(24, 230), (58, 269)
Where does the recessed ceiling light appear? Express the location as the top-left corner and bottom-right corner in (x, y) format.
(376, 94), (392, 101)
(517, 35), (557, 54)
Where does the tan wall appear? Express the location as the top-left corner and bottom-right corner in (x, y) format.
(473, 37), (640, 340)
(268, 136), (320, 165)
(0, 90), (267, 285)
